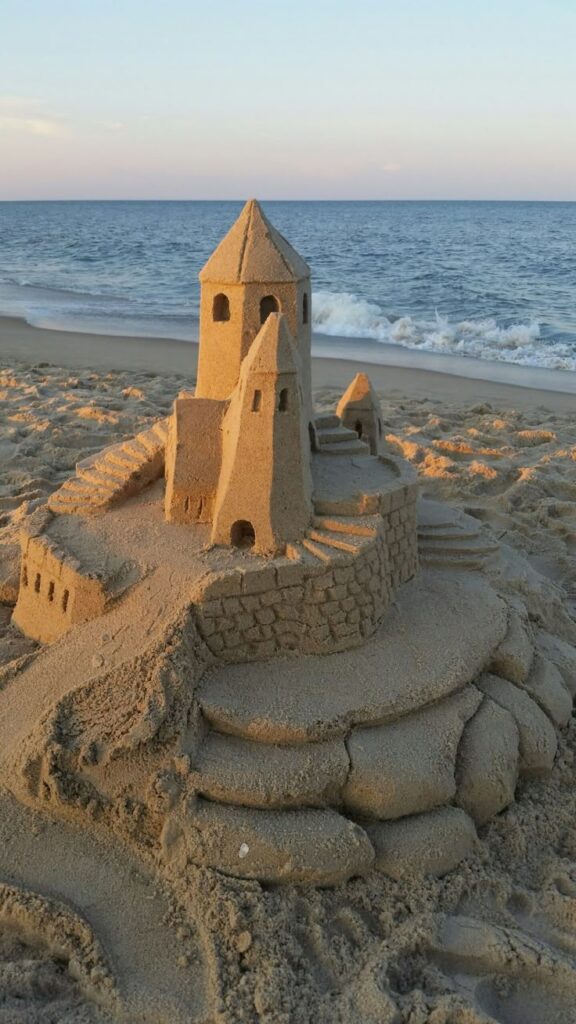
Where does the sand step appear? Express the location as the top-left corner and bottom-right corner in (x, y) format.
(190, 732), (349, 809)
(56, 481), (110, 501)
(314, 414), (340, 430)
(419, 537), (499, 557)
(420, 554), (488, 571)
(119, 437), (153, 461)
(317, 426), (360, 445)
(151, 418), (169, 442)
(105, 448), (144, 470)
(181, 800), (374, 885)
(76, 467), (128, 491)
(418, 524), (482, 540)
(77, 459), (129, 484)
(307, 528), (365, 555)
(319, 439), (371, 456)
(136, 425), (167, 454)
(312, 515), (379, 538)
(284, 542), (322, 567)
(301, 537), (336, 563)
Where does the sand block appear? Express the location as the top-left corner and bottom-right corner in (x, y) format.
(191, 732), (349, 808)
(199, 574), (507, 743)
(179, 800), (374, 885)
(523, 654), (573, 728)
(536, 630), (576, 697)
(489, 604), (534, 684)
(456, 697), (519, 824)
(367, 807), (477, 879)
(476, 673), (557, 775)
(343, 687), (481, 819)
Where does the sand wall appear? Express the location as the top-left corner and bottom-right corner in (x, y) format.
(194, 491), (418, 661)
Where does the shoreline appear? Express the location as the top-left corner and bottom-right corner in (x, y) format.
(1, 314), (575, 412)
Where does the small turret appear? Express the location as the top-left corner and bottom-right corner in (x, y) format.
(211, 313), (312, 555)
(336, 373), (385, 456)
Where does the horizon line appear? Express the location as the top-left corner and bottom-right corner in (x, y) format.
(1, 197), (576, 204)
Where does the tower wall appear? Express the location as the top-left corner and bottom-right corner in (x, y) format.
(210, 315), (313, 555)
(164, 397), (226, 524)
(196, 279), (312, 407)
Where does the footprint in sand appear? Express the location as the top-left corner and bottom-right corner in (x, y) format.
(428, 913), (576, 1024)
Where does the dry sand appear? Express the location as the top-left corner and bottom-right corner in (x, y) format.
(0, 316), (575, 1023)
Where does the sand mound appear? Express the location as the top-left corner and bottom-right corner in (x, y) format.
(0, 359), (575, 1022)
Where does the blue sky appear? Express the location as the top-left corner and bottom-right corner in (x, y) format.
(1, 0), (575, 199)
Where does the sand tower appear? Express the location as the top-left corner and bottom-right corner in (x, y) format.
(196, 200), (314, 427)
(337, 372), (386, 456)
(211, 313), (312, 554)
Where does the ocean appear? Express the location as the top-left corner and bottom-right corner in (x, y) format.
(0, 200), (575, 373)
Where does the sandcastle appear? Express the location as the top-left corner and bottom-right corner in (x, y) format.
(3, 201), (575, 886)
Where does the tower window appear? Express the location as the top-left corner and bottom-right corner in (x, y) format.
(355, 419), (363, 438)
(230, 520), (255, 549)
(378, 418), (383, 438)
(302, 292), (309, 325)
(278, 388), (288, 412)
(48, 581), (55, 603)
(212, 293), (230, 322)
(34, 573), (41, 594)
(260, 295), (279, 324)
(62, 589), (69, 613)
(252, 389), (262, 412)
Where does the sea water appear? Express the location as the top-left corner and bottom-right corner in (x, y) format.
(0, 200), (575, 372)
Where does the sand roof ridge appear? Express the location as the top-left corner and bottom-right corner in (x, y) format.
(199, 199), (310, 284)
(338, 372), (379, 408)
(245, 312), (299, 375)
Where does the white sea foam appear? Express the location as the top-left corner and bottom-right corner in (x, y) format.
(312, 291), (576, 371)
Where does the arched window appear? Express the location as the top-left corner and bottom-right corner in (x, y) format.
(212, 293), (230, 322)
(260, 295), (279, 324)
(230, 520), (255, 549)
(302, 292), (309, 325)
(278, 388), (288, 411)
(252, 389), (262, 412)
(355, 419), (363, 438)
(308, 422), (318, 452)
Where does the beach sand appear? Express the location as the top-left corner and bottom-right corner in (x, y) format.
(0, 316), (575, 1022)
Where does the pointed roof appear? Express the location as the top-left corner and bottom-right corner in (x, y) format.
(199, 199), (310, 284)
(244, 313), (299, 376)
(336, 373), (380, 413)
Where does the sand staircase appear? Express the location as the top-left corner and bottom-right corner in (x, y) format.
(48, 418), (169, 516)
(314, 414), (370, 457)
(285, 513), (380, 566)
(418, 500), (499, 571)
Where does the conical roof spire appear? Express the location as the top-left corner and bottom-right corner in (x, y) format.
(199, 199), (310, 284)
(244, 312), (299, 375)
(337, 372), (380, 412)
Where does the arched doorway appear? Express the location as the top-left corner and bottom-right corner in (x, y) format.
(230, 520), (255, 549)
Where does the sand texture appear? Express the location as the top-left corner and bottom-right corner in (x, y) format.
(1, 344), (576, 1023)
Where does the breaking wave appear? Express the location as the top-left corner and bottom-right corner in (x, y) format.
(312, 291), (576, 371)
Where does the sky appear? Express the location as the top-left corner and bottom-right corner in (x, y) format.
(1, 0), (575, 201)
